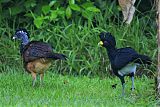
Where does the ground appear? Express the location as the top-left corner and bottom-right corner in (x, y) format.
(0, 71), (156, 106)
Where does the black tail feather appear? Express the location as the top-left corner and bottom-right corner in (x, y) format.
(47, 53), (67, 60)
(134, 54), (152, 65)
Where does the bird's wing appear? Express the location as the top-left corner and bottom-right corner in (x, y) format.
(23, 41), (53, 62)
(113, 47), (138, 70)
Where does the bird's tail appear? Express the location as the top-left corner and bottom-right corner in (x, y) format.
(47, 53), (67, 60)
(134, 54), (152, 65)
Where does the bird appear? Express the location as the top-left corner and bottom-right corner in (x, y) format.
(98, 32), (151, 96)
(13, 28), (67, 86)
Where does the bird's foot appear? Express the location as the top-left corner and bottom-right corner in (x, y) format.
(130, 93), (137, 98)
(130, 90), (137, 97)
(32, 83), (36, 87)
(32, 80), (36, 87)
(130, 88), (135, 91)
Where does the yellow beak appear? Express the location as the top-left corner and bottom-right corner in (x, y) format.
(98, 41), (103, 46)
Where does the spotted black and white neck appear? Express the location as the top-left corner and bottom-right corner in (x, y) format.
(13, 29), (30, 53)
(20, 35), (30, 54)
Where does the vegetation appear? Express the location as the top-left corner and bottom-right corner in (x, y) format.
(0, 71), (156, 106)
(0, 0), (158, 106)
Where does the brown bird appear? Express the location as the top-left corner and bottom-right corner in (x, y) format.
(13, 28), (67, 86)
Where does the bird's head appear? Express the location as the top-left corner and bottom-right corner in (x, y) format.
(13, 28), (30, 45)
(13, 28), (29, 40)
(98, 32), (116, 48)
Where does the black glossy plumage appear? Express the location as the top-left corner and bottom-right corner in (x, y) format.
(99, 32), (152, 95)
(111, 47), (151, 71)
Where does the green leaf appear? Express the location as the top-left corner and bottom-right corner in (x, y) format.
(57, 9), (65, 15)
(34, 17), (44, 28)
(49, 0), (57, 7)
(70, 4), (81, 11)
(9, 7), (23, 16)
(50, 10), (57, 20)
(82, 10), (93, 20)
(56, 8), (65, 18)
(69, 0), (75, 5)
(81, 2), (94, 9)
(24, 13), (33, 18)
(24, 0), (36, 8)
(86, 7), (100, 12)
(44, 16), (49, 19)
(42, 5), (50, 15)
(66, 6), (72, 19)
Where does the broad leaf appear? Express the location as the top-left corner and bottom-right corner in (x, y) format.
(70, 4), (81, 11)
(24, 0), (36, 8)
(24, 13), (33, 18)
(9, 6), (23, 16)
(82, 10), (93, 20)
(42, 5), (50, 15)
(66, 6), (72, 19)
(69, 0), (75, 5)
(81, 2), (94, 9)
(50, 10), (58, 20)
(34, 17), (44, 28)
(49, 0), (57, 7)
(57, 8), (65, 17)
(86, 7), (100, 12)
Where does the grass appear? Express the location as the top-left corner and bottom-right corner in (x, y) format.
(0, 2), (157, 106)
(0, 18), (157, 76)
(0, 1), (157, 76)
(0, 69), (156, 106)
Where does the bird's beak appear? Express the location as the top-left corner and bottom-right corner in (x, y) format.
(98, 41), (103, 46)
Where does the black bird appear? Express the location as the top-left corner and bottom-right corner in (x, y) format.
(98, 32), (151, 95)
(13, 28), (67, 86)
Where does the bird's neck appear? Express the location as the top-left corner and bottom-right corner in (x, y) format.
(106, 46), (117, 62)
(20, 35), (30, 54)
(21, 36), (29, 46)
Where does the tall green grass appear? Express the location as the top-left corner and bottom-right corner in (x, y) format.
(0, 3), (157, 106)
(0, 2), (156, 76)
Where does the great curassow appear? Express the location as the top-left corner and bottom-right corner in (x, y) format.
(98, 32), (152, 96)
(13, 28), (67, 86)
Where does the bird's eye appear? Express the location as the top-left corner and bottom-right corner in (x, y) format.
(104, 41), (108, 44)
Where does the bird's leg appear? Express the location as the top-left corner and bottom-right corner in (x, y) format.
(31, 72), (37, 87)
(131, 76), (135, 91)
(40, 73), (44, 86)
(122, 83), (125, 96)
(120, 77), (125, 96)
